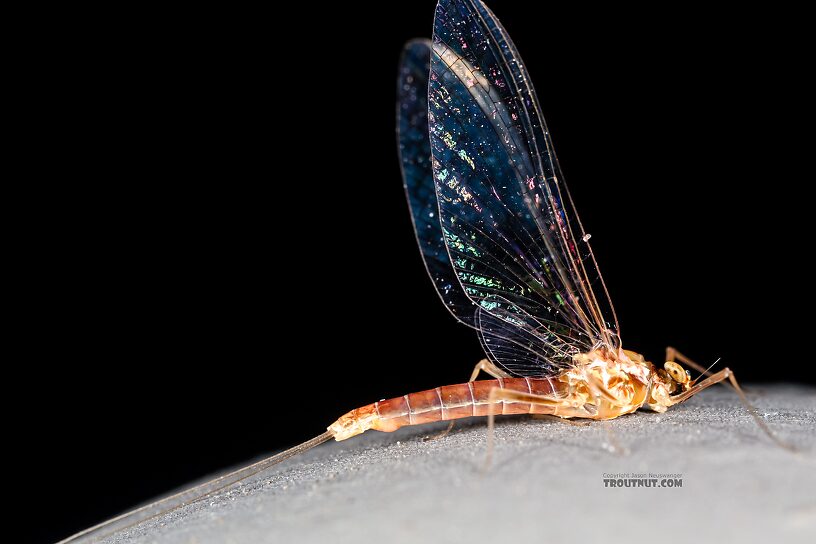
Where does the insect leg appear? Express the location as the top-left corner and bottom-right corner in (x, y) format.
(669, 367), (731, 403)
(666, 346), (719, 380)
(424, 359), (510, 441)
(669, 367), (794, 451)
(467, 358), (512, 382)
(484, 387), (562, 470)
(530, 414), (590, 426)
(583, 369), (627, 455)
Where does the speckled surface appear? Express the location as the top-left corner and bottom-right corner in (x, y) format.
(96, 385), (815, 544)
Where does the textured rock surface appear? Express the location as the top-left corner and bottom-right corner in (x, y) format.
(101, 385), (815, 544)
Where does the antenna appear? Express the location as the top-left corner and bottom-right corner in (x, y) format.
(691, 357), (721, 385)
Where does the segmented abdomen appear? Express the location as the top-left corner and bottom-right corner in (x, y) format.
(328, 377), (569, 440)
(389, 377), (563, 427)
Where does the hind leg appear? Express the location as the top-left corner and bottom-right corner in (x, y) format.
(423, 359), (509, 441)
(531, 414), (590, 426)
(483, 386), (565, 469)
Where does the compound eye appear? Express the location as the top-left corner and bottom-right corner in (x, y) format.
(664, 361), (689, 384)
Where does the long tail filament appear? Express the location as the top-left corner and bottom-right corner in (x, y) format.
(58, 431), (333, 543)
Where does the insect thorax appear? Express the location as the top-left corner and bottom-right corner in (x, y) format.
(559, 349), (665, 418)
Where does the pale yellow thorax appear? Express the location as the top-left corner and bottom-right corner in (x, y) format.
(549, 348), (682, 420)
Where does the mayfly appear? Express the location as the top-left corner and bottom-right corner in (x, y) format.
(61, 1), (788, 542)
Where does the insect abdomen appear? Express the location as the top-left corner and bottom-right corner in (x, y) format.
(328, 378), (564, 440)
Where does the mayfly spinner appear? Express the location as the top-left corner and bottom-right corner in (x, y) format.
(61, 1), (789, 541)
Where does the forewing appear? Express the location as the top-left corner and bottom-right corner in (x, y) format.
(429, 0), (619, 376)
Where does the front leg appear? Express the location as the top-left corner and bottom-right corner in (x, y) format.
(668, 366), (794, 451)
(666, 346), (721, 382)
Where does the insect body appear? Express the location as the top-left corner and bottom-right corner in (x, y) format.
(329, 350), (711, 441)
(327, 0), (777, 447)
(60, 1), (786, 542)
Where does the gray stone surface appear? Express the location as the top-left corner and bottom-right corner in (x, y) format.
(103, 385), (815, 544)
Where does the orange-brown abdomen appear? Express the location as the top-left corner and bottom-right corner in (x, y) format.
(328, 377), (565, 440)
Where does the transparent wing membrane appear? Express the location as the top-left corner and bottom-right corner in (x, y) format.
(477, 296), (584, 376)
(398, 39), (479, 327)
(399, 0), (620, 377)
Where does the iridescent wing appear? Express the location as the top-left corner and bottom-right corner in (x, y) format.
(425, 0), (620, 376)
(398, 39), (479, 327)
(398, 40), (565, 375)
(476, 295), (585, 376)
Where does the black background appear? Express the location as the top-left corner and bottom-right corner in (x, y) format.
(26, 1), (813, 542)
